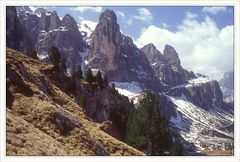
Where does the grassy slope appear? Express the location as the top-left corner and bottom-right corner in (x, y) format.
(6, 48), (144, 156)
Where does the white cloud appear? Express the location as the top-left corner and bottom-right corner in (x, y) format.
(127, 19), (133, 26)
(202, 7), (227, 15)
(134, 8), (153, 23)
(135, 11), (233, 80)
(116, 11), (125, 19)
(71, 7), (102, 13)
(185, 11), (198, 19)
(161, 23), (169, 29)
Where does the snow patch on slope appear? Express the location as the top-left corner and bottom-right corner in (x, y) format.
(111, 82), (143, 104)
(111, 82), (142, 97)
(166, 93), (233, 152)
(171, 76), (213, 90)
(78, 20), (97, 44)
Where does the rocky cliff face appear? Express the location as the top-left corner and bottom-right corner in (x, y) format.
(220, 71), (233, 90)
(38, 11), (61, 32)
(7, 7), (35, 55)
(16, 7), (40, 45)
(88, 10), (160, 91)
(14, 6), (85, 68)
(219, 71), (234, 104)
(6, 7), (234, 156)
(141, 43), (195, 88)
(36, 13), (84, 67)
(168, 77), (224, 111)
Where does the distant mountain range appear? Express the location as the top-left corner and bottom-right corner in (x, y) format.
(6, 6), (234, 156)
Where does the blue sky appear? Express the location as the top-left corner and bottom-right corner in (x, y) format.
(33, 6), (233, 80)
(45, 6), (233, 39)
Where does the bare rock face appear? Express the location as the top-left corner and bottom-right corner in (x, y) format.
(17, 7), (39, 45)
(7, 7), (35, 55)
(34, 8), (47, 16)
(220, 71), (233, 90)
(168, 79), (224, 111)
(140, 43), (166, 65)
(52, 110), (82, 134)
(163, 44), (181, 67)
(36, 12), (84, 67)
(13, 7), (85, 68)
(6, 6), (19, 50)
(38, 11), (61, 32)
(88, 10), (160, 91)
(61, 14), (81, 33)
(88, 9), (121, 71)
(141, 43), (195, 88)
(219, 71), (234, 104)
(83, 87), (133, 137)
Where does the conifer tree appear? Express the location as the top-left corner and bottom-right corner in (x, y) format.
(96, 71), (103, 87)
(70, 65), (77, 93)
(30, 50), (38, 60)
(125, 92), (171, 155)
(170, 139), (183, 156)
(103, 75), (108, 86)
(61, 58), (67, 73)
(48, 46), (61, 70)
(86, 69), (94, 84)
(111, 83), (115, 89)
(76, 65), (83, 79)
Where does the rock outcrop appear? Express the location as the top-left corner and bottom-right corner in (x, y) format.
(13, 6), (85, 68)
(36, 12), (84, 67)
(88, 10), (160, 91)
(219, 71), (234, 104)
(168, 78), (224, 111)
(7, 6), (35, 55)
(219, 71), (233, 90)
(141, 43), (195, 88)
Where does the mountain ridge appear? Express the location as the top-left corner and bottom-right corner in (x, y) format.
(6, 6), (234, 156)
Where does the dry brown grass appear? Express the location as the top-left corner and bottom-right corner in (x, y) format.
(6, 48), (144, 156)
(201, 149), (233, 156)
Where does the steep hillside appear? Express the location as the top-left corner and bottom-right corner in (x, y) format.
(6, 48), (144, 156)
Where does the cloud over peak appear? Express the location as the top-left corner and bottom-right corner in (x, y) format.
(135, 11), (233, 80)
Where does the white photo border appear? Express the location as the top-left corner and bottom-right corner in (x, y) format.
(0, 0), (239, 162)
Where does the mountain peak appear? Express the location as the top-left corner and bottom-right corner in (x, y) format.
(219, 71), (233, 90)
(142, 43), (159, 55)
(163, 44), (181, 67)
(145, 43), (156, 48)
(141, 43), (165, 64)
(16, 6), (33, 14)
(62, 14), (78, 31)
(99, 9), (117, 23)
(34, 8), (47, 17)
(63, 13), (73, 19)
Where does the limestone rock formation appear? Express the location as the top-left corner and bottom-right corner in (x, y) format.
(7, 6), (35, 55)
(14, 6), (85, 68)
(88, 10), (160, 91)
(141, 43), (195, 88)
